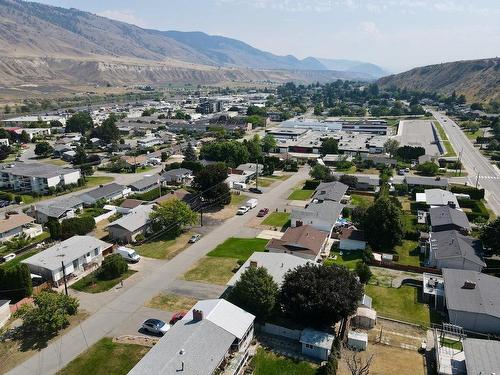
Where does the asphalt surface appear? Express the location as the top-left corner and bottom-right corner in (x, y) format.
(7, 167), (309, 375)
(431, 110), (500, 215)
(396, 119), (441, 156)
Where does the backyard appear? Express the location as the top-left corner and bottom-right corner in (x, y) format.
(349, 194), (374, 208)
(133, 231), (193, 259)
(324, 250), (363, 270)
(393, 240), (420, 267)
(56, 338), (149, 375)
(250, 347), (317, 375)
(71, 270), (136, 293)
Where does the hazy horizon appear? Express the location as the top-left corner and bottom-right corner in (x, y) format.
(35, 0), (500, 73)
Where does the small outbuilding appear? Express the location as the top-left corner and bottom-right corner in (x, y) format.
(0, 300), (11, 329)
(300, 328), (335, 361)
(347, 331), (368, 351)
(352, 307), (377, 329)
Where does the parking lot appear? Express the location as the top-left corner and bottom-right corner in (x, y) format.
(396, 120), (441, 156)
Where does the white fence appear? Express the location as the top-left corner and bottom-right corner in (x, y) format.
(94, 207), (117, 223)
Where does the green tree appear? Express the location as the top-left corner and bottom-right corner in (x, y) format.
(261, 134), (277, 153)
(4, 104), (11, 114)
(383, 139), (400, 157)
(183, 143), (197, 162)
(99, 254), (128, 280)
(310, 164), (332, 181)
(246, 105), (267, 117)
(320, 138), (339, 155)
(149, 199), (198, 235)
(200, 141), (249, 167)
(480, 217), (500, 255)
(245, 134), (262, 161)
(355, 261), (372, 284)
(228, 266), (278, 321)
(364, 196), (403, 250)
(95, 114), (120, 143)
(20, 130), (30, 143)
(0, 263), (32, 300)
(192, 163), (231, 204)
(47, 219), (62, 240)
(60, 217), (96, 239)
(72, 145), (88, 166)
(65, 112), (93, 134)
(417, 161), (439, 176)
(0, 145), (11, 160)
(34, 141), (54, 157)
(280, 264), (363, 328)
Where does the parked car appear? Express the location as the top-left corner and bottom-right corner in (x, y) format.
(0, 253), (15, 264)
(257, 208), (269, 217)
(188, 234), (201, 243)
(237, 206), (250, 215)
(141, 319), (170, 335)
(169, 312), (186, 325)
(115, 246), (141, 263)
(249, 187), (262, 194)
(245, 198), (258, 209)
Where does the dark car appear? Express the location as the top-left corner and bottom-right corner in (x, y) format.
(249, 187), (263, 194)
(257, 208), (269, 217)
(169, 311), (186, 325)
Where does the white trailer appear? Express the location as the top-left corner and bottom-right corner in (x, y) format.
(245, 198), (258, 209)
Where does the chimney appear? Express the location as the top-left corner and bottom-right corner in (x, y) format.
(462, 280), (476, 289)
(192, 309), (203, 321)
(448, 201), (456, 209)
(250, 260), (258, 268)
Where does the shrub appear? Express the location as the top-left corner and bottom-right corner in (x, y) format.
(0, 263), (33, 301)
(450, 185), (485, 200)
(60, 216), (96, 239)
(303, 179), (321, 190)
(99, 254), (128, 280)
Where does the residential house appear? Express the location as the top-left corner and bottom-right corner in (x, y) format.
(137, 136), (163, 148)
(235, 163), (264, 180)
(129, 299), (255, 375)
(0, 163), (81, 194)
(6, 127), (51, 140)
(291, 201), (344, 234)
(118, 199), (144, 214)
(128, 174), (162, 193)
(0, 139), (9, 147)
(422, 273), (445, 310)
(53, 145), (74, 158)
(106, 204), (156, 243)
(78, 183), (130, 206)
(360, 154), (397, 167)
(266, 225), (329, 261)
(0, 300), (10, 329)
(31, 196), (84, 224)
(22, 236), (113, 287)
(121, 155), (148, 169)
(338, 228), (366, 250)
(442, 268), (500, 334)
(353, 175), (380, 191)
(416, 189), (459, 208)
(418, 154), (439, 165)
(161, 168), (193, 185)
(61, 150), (77, 162)
(300, 328), (335, 361)
(404, 176), (449, 189)
(429, 206), (471, 233)
(0, 212), (42, 242)
(227, 252), (312, 288)
(154, 189), (193, 206)
(428, 230), (485, 271)
(461, 338), (500, 374)
(312, 181), (348, 203)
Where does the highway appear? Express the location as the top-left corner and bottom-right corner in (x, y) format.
(431, 110), (500, 216)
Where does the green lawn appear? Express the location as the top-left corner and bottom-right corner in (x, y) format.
(56, 337), (149, 375)
(0, 249), (39, 269)
(183, 257), (239, 285)
(230, 192), (249, 206)
(261, 212), (290, 228)
(366, 285), (438, 326)
(146, 293), (197, 312)
(287, 188), (314, 200)
(207, 237), (268, 262)
(434, 121), (456, 157)
(394, 240), (420, 266)
(251, 348), (317, 375)
(133, 231), (192, 259)
(84, 176), (115, 187)
(440, 338), (463, 351)
(255, 178), (275, 187)
(71, 270), (136, 293)
(350, 194), (374, 208)
(324, 250), (363, 270)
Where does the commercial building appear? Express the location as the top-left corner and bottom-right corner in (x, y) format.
(2, 115), (66, 126)
(0, 163), (80, 193)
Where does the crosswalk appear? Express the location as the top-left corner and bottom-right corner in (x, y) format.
(478, 176), (500, 180)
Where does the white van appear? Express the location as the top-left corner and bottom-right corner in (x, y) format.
(116, 246), (141, 263)
(233, 182), (247, 190)
(245, 198), (258, 209)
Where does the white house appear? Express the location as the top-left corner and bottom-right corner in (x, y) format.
(291, 201), (344, 234)
(22, 236), (113, 287)
(0, 212), (42, 242)
(137, 136), (162, 148)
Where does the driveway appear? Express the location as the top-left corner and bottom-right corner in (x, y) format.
(8, 166), (310, 375)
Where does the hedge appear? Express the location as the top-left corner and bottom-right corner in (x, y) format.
(459, 198), (489, 221)
(0, 263), (32, 301)
(450, 185), (485, 200)
(303, 179), (321, 190)
(60, 216), (96, 240)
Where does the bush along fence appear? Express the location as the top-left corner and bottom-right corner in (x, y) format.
(370, 259), (441, 275)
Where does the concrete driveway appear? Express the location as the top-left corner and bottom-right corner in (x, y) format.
(8, 166), (310, 375)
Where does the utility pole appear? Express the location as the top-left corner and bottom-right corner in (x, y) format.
(61, 261), (68, 296)
(200, 197), (204, 227)
(475, 169), (480, 189)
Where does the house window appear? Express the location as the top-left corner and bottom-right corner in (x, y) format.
(305, 344), (314, 349)
(86, 252), (91, 257)
(94, 248), (99, 256)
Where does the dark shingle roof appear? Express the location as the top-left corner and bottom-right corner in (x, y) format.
(81, 183), (125, 200)
(405, 176), (449, 187)
(313, 181), (348, 202)
(430, 230), (484, 267)
(429, 206), (470, 231)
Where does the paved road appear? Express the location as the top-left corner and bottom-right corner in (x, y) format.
(8, 167), (309, 375)
(431, 110), (500, 215)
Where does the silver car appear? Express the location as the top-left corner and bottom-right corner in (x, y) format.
(141, 319), (170, 335)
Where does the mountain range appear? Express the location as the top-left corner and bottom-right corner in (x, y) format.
(378, 58), (500, 102)
(0, 0), (386, 89)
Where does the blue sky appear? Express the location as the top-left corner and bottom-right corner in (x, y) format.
(36, 0), (500, 72)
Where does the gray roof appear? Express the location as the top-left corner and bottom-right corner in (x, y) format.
(300, 328), (335, 350)
(35, 195), (84, 218)
(161, 168), (192, 181)
(0, 162), (79, 179)
(0, 299), (10, 307)
(22, 236), (112, 271)
(292, 201), (344, 225)
(227, 252), (312, 287)
(236, 163), (263, 173)
(312, 181), (348, 202)
(128, 174), (161, 191)
(443, 268), (500, 318)
(463, 338), (500, 374)
(429, 206), (470, 231)
(130, 299), (255, 375)
(404, 176), (449, 188)
(79, 183), (125, 201)
(425, 189), (459, 207)
(430, 230), (484, 267)
(107, 205), (155, 233)
(356, 175), (380, 186)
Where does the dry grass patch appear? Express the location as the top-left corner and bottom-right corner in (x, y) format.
(183, 257), (238, 285)
(146, 293), (197, 312)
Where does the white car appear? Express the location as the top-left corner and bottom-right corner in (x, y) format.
(141, 319), (170, 336)
(237, 206), (250, 215)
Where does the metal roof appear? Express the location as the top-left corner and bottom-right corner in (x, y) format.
(424, 189), (459, 207)
(463, 338), (500, 374)
(79, 183), (125, 201)
(300, 328), (335, 349)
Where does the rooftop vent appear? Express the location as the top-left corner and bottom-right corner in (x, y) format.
(250, 260), (258, 268)
(462, 280), (476, 289)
